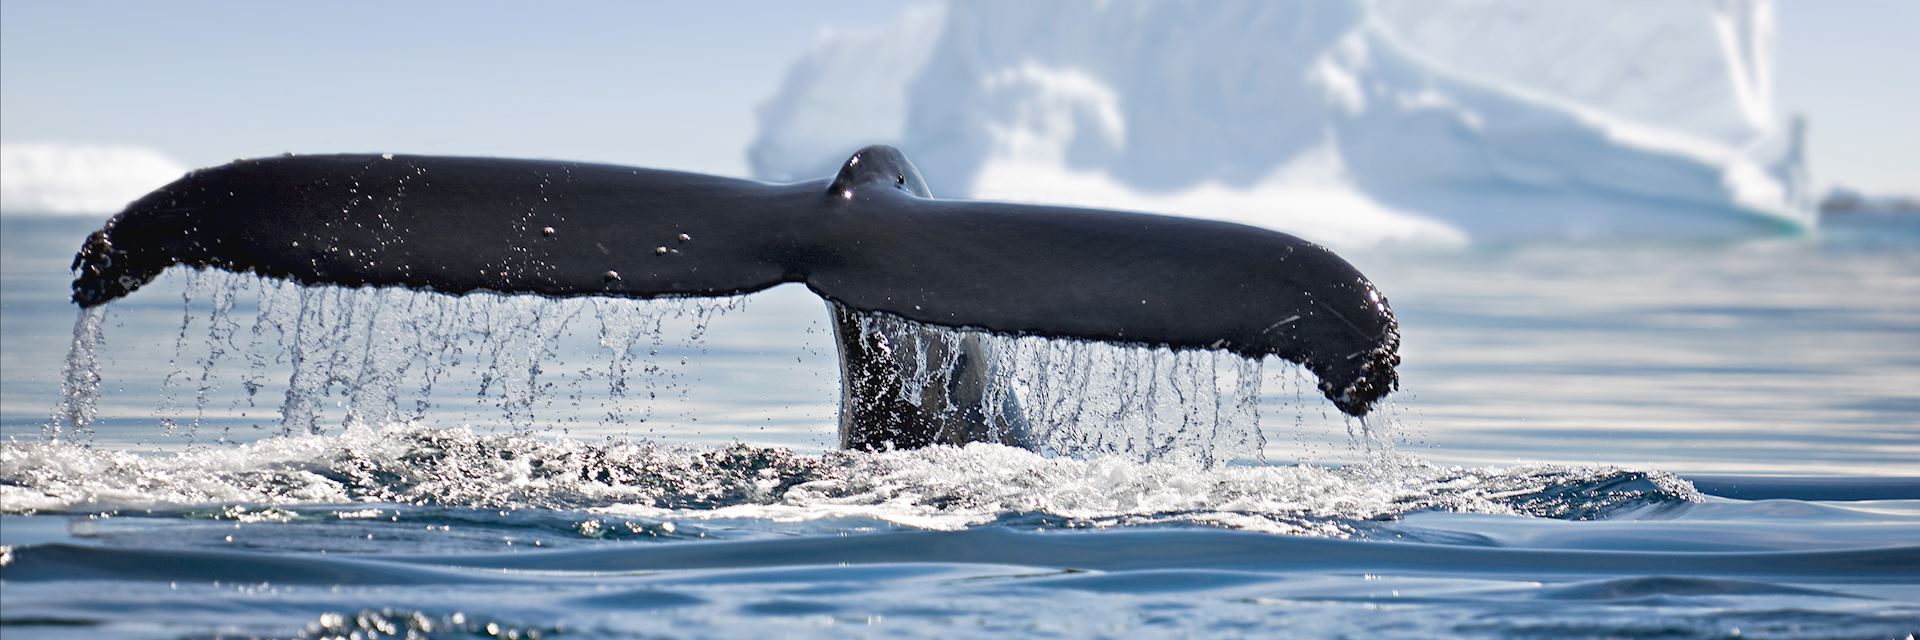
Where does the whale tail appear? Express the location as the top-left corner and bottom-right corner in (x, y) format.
(829, 300), (1033, 450)
(71, 145), (1398, 419)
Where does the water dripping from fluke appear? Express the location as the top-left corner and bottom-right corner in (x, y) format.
(50, 305), (107, 442)
(840, 309), (1283, 465)
(51, 271), (1404, 468)
(52, 272), (750, 443)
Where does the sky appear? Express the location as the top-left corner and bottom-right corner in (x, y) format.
(0, 2), (902, 177)
(1773, 0), (1918, 194)
(1, 1), (1913, 193)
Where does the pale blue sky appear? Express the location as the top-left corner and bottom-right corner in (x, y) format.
(1774, 0), (1918, 194)
(2, 1), (1913, 192)
(0, 2), (901, 176)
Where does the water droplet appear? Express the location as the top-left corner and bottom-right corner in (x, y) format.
(654, 246), (668, 255)
(542, 226), (556, 237)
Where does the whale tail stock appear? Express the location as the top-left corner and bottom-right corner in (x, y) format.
(70, 145), (1400, 429)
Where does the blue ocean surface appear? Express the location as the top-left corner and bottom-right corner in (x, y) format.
(2, 213), (1918, 638)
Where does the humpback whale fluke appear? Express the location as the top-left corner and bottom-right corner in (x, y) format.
(69, 145), (1400, 446)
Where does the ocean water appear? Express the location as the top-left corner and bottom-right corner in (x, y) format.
(2, 212), (1917, 638)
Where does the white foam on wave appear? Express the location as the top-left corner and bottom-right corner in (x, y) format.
(0, 423), (1701, 537)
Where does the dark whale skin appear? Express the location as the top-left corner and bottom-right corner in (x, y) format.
(70, 145), (1399, 421)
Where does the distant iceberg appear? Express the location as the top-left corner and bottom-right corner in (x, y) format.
(0, 143), (187, 216)
(750, 0), (1813, 246)
(1820, 185), (1920, 215)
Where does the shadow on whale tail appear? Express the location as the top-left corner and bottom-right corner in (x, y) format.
(69, 145), (1400, 444)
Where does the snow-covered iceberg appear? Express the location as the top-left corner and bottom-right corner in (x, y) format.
(0, 143), (187, 216)
(749, 0), (1812, 246)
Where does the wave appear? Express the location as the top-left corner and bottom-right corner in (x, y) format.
(0, 424), (1700, 536)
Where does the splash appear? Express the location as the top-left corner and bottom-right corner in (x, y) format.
(0, 424), (1700, 536)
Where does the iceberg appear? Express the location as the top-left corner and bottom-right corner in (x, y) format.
(0, 143), (188, 216)
(1820, 185), (1920, 215)
(749, 0), (1812, 246)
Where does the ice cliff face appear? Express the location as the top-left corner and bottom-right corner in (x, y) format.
(749, 0), (1812, 246)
